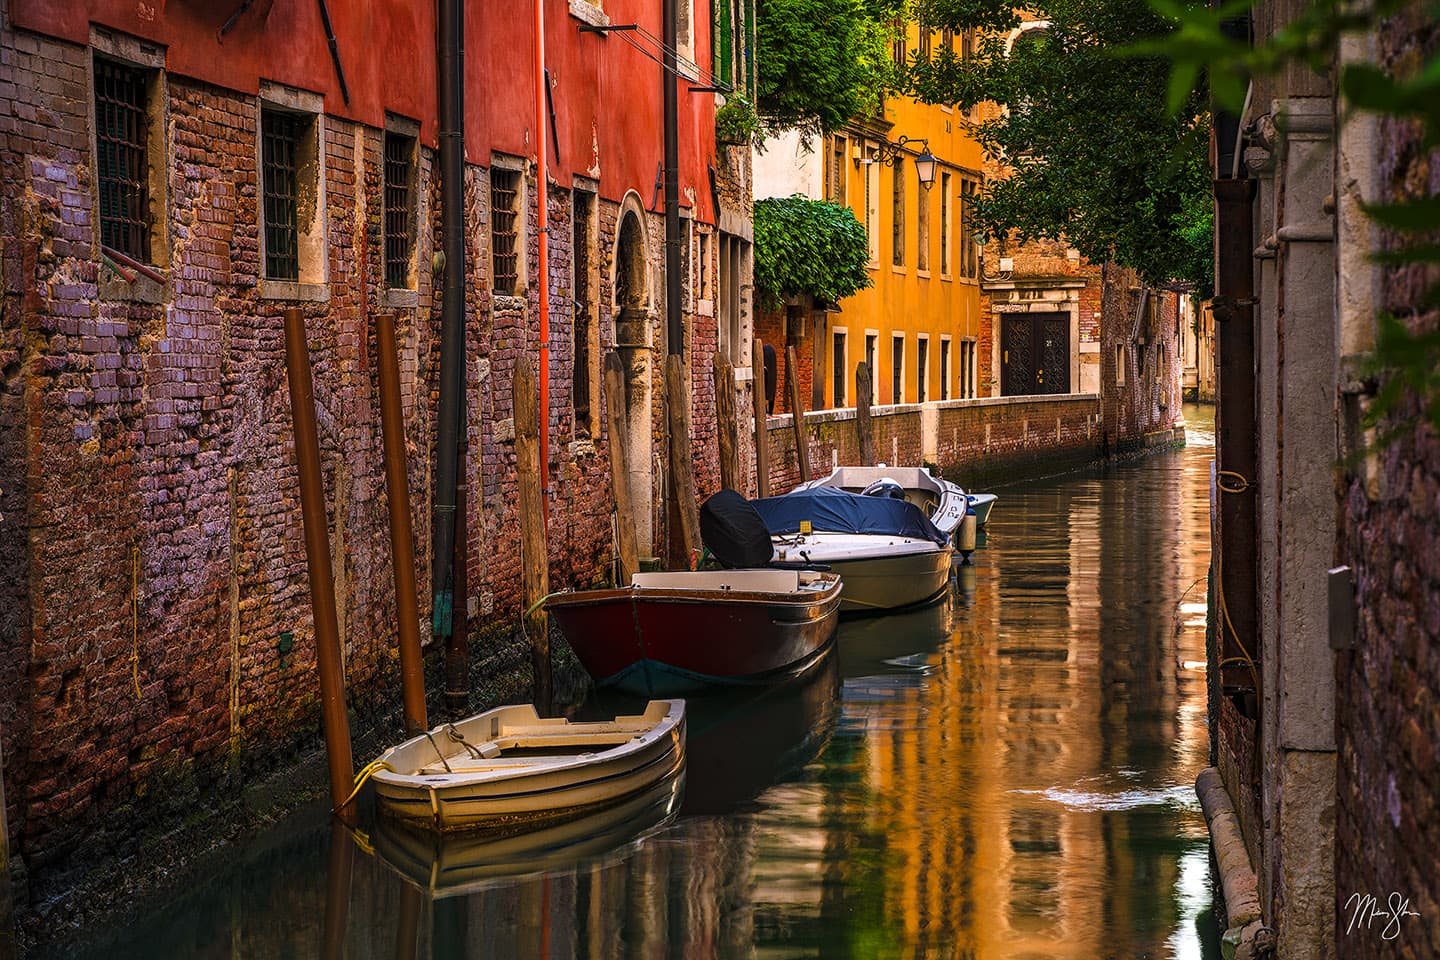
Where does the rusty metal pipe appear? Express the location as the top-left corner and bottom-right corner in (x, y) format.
(282, 307), (356, 824)
(376, 312), (427, 734)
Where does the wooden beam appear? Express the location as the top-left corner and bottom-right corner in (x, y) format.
(603, 354), (640, 585)
(856, 360), (876, 466)
(752, 337), (770, 497)
(665, 355), (701, 564)
(787, 344), (811, 482)
(713, 351), (739, 490)
(515, 357), (551, 712)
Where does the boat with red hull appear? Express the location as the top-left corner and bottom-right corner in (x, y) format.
(546, 569), (843, 696)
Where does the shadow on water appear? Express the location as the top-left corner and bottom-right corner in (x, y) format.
(54, 405), (1222, 959)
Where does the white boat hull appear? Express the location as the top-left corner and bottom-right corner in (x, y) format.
(772, 532), (952, 613)
(371, 700), (686, 833)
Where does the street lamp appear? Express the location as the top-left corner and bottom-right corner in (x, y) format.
(865, 136), (938, 188)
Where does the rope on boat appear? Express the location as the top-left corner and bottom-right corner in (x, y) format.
(422, 731), (454, 772)
(445, 723), (485, 759)
(335, 758), (393, 814)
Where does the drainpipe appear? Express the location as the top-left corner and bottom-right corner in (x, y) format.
(433, 0), (468, 707)
(663, 0), (681, 356)
(535, 0), (551, 504)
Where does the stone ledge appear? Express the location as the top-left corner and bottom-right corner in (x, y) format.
(259, 280), (329, 302)
(384, 288), (419, 309)
(1197, 766), (1269, 957)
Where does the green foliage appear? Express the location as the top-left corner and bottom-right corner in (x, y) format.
(716, 94), (763, 146)
(1137, 0), (1440, 441)
(753, 196), (874, 304)
(900, 0), (1215, 294)
(755, 0), (904, 140)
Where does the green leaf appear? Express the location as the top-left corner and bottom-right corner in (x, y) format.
(1362, 196), (1440, 231)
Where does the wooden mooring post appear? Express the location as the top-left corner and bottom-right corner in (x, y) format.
(281, 307), (355, 825)
(603, 353), (639, 586)
(515, 357), (551, 712)
(713, 351), (739, 491)
(752, 337), (770, 498)
(786, 344), (811, 482)
(375, 313), (427, 734)
(856, 360), (876, 466)
(665, 355), (701, 565)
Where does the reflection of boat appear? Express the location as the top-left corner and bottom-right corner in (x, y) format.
(967, 492), (998, 526)
(835, 589), (953, 679)
(546, 570), (843, 696)
(370, 700), (685, 832)
(792, 465), (968, 536)
(754, 487), (954, 613)
(368, 773), (684, 897)
(679, 648), (841, 815)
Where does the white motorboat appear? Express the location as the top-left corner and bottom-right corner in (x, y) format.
(369, 700), (685, 833)
(967, 492), (998, 526)
(750, 486), (953, 613)
(791, 465), (969, 536)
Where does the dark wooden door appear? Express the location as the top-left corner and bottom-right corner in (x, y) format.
(1001, 313), (1070, 395)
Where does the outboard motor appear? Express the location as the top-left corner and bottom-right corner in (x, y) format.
(700, 490), (775, 568)
(861, 477), (907, 501)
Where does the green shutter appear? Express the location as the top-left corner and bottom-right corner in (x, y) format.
(716, 0), (733, 88)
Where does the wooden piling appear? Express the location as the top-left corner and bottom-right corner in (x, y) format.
(515, 357), (551, 712)
(752, 337), (770, 498)
(603, 354), (640, 586)
(281, 307), (355, 824)
(786, 344), (811, 482)
(376, 313), (427, 734)
(665, 355), (701, 564)
(856, 360), (876, 466)
(713, 351), (739, 491)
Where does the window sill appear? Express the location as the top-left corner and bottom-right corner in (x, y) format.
(568, 0), (609, 27)
(385, 287), (419, 309)
(916, 268), (932, 279)
(260, 280), (329, 302)
(100, 272), (166, 304)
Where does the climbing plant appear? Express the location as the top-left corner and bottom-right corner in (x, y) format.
(755, 0), (905, 142)
(898, 0), (1215, 293)
(753, 196), (873, 305)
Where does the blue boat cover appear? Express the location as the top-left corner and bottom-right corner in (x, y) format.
(751, 486), (949, 546)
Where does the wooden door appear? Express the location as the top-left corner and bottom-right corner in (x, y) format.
(1001, 313), (1070, 395)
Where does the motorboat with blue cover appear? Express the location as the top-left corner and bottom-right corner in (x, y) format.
(790, 465), (969, 536)
(750, 486), (954, 613)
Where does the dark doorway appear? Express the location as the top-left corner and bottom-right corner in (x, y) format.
(1001, 313), (1070, 395)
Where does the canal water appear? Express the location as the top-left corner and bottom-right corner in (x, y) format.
(57, 406), (1220, 959)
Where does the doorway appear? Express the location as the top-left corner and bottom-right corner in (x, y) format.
(1001, 313), (1071, 395)
(612, 206), (656, 557)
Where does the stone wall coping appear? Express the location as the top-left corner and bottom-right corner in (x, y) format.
(764, 393), (1100, 429)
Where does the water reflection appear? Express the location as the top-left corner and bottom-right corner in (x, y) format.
(57, 406), (1220, 959)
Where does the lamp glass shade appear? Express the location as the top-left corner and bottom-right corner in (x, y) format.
(914, 151), (938, 187)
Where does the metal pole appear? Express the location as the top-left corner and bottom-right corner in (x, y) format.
(281, 307), (355, 823)
(433, 0), (467, 687)
(375, 313), (427, 734)
(535, 0), (552, 503)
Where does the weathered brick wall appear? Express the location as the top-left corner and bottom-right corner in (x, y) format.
(0, 17), (727, 918)
(1099, 265), (1184, 450)
(761, 394), (1103, 494)
(1334, 12), (1440, 957)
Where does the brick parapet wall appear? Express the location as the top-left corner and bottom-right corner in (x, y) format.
(1334, 12), (1440, 958)
(0, 19), (727, 917)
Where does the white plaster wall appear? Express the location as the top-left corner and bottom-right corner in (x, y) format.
(751, 129), (825, 200)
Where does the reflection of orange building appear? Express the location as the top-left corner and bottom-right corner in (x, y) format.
(753, 21), (989, 413)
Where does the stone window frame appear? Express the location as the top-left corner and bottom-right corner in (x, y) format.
(382, 114), (422, 300)
(694, 226), (715, 317)
(891, 161), (906, 270)
(89, 26), (170, 304)
(1116, 343), (1128, 388)
(863, 147), (881, 267)
(916, 332), (930, 403)
(568, 0), (608, 29)
(916, 171), (931, 276)
(864, 329), (879, 404)
(939, 171), (953, 279)
(257, 81), (328, 302)
(961, 336), (978, 398)
(890, 331), (906, 405)
(831, 325), (849, 408)
(939, 334), (952, 400)
(489, 153), (528, 299)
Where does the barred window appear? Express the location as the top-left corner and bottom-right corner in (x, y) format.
(892, 17), (907, 66)
(940, 172), (952, 275)
(262, 110), (303, 281)
(918, 20), (932, 60)
(383, 131), (416, 289)
(491, 169), (520, 296)
(94, 58), (150, 261)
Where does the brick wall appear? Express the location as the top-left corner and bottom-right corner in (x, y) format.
(0, 18), (728, 917)
(1334, 12), (1440, 957)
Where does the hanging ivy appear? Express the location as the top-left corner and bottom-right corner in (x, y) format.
(753, 196), (874, 305)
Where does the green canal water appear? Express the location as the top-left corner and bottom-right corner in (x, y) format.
(57, 406), (1221, 959)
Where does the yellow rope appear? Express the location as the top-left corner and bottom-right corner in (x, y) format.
(335, 758), (393, 814)
(131, 542), (142, 699)
(1217, 470), (1251, 494)
(1213, 545), (1261, 695)
(350, 828), (374, 857)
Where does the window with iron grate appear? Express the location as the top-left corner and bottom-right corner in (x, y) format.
(383, 131), (416, 289)
(262, 110), (304, 281)
(891, 165), (905, 267)
(94, 58), (151, 261)
(491, 169), (520, 296)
